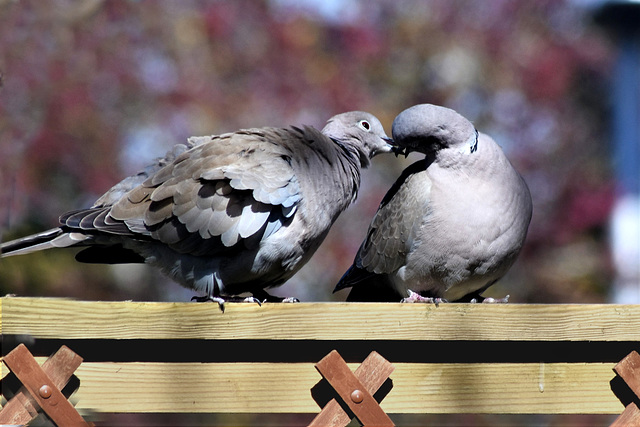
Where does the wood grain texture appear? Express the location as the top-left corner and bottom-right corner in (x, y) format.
(2, 297), (640, 342)
(610, 403), (640, 426)
(59, 361), (621, 414)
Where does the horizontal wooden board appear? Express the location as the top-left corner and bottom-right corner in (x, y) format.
(23, 361), (619, 414)
(2, 297), (640, 342)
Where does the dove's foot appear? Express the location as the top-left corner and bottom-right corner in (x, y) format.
(401, 290), (446, 306)
(470, 295), (510, 304)
(252, 289), (300, 303)
(191, 294), (262, 313)
(191, 294), (227, 312)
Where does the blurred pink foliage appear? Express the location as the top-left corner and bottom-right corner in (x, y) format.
(0, 0), (617, 304)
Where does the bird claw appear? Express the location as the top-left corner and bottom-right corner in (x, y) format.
(251, 289), (300, 303)
(401, 290), (446, 306)
(483, 295), (510, 304)
(470, 295), (510, 304)
(242, 297), (263, 306)
(191, 295), (227, 312)
(191, 294), (265, 313)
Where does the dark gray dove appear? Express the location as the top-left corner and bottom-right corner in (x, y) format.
(2, 112), (393, 306)
(334, 104), (532, 303)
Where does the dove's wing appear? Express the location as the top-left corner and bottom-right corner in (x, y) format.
(63, 128), (302, 258)
(335, 160), (430, 289)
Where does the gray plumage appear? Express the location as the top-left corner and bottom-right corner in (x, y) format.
(2, 112), (393, 302)
(335, 104), (532, 302)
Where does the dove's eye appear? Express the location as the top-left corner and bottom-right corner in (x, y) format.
(358, 120), (371, 131)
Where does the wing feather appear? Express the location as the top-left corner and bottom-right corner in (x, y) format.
(355, 160), (431, 276)
(59, 128), (304, 257)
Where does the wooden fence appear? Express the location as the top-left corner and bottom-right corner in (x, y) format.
(1, 296), (639, 425)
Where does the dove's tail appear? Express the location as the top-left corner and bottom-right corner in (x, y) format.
(333, 266), (404, 302)
(1, 228), (87, 257)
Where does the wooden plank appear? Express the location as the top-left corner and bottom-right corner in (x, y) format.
(2, 297), (640, 342)
(57, 361), (621, 414)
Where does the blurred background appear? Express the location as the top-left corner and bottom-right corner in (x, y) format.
(2, 0), (634, 304)
(0, 0), (638, 425)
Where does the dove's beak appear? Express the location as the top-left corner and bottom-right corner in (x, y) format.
(391, 143), (407, 158)
(373, 137), (396, 157)
(370, 137), (397, 158)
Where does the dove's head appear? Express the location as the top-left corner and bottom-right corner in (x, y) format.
(392, 104), (477, 157)
(322, 111), (395, 168)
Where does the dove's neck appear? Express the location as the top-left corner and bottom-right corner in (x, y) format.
(332, 138), (363, 204)
(432, 132), (518, 190)
(462, 129), (479, 154)
(293, 126), (363, 209)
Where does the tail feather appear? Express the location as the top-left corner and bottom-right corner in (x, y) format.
(334, 265), (403, 302)
(1, 228), (88, 257)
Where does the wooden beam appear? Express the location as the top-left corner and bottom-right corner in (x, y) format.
(2, 297), (640, 342)
(46, 361), (620, 414)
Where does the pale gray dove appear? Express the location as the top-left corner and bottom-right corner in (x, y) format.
(334, 104), (532, 303)
(2, 112), (394, 306)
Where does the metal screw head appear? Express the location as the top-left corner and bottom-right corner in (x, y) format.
(350, 389), (364, 404)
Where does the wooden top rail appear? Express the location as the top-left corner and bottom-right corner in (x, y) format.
(2, 297), (639, 416)
(1, 297), (639, 342)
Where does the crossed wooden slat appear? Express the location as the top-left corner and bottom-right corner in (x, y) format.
(0, 344), (93, 426)
(309, 350), (395, 427)
(610, 350), (640, 426)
